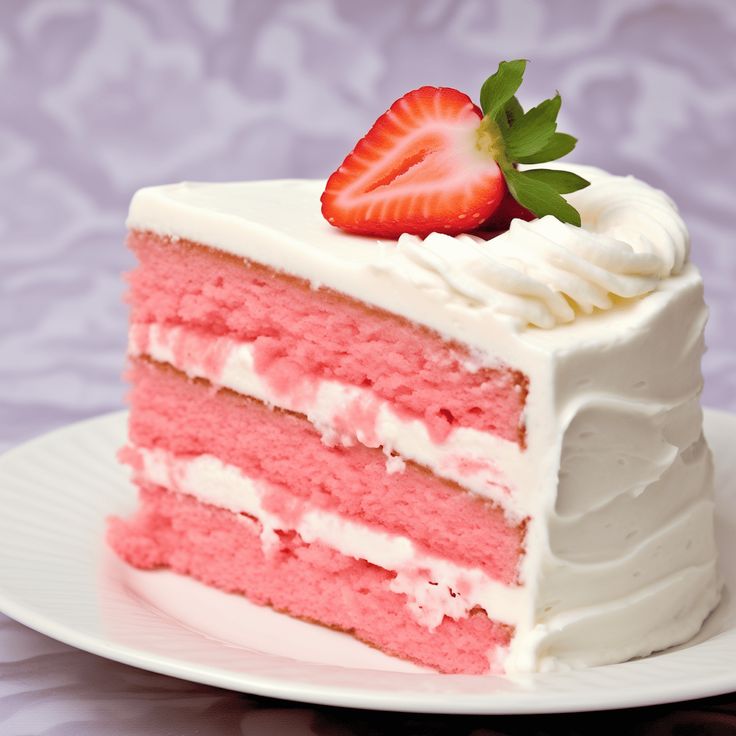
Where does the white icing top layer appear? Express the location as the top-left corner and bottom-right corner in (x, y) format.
(127, 165), (689, 336)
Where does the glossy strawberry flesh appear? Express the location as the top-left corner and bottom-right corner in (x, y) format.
(321, 87), (505, 239)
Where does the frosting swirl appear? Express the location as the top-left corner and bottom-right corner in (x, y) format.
(389, 166), (689, 329)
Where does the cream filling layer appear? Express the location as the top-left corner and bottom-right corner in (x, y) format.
(134, 446), (525, 630)
(129, 322), (531, 520)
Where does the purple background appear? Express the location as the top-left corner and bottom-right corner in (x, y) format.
(1, 1), (735, 733)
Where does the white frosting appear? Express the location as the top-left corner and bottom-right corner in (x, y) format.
(126, 167), (720, 673)
(505, 269), (721, 672)
(394, 215), (668, 329)
(390, 165), (690, 328)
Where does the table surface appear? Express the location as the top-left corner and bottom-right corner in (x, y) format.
(2, 1), (735, 733)
(2, 615), (736, 736)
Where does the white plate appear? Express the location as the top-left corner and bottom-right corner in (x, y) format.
(0, 409), (734, 714)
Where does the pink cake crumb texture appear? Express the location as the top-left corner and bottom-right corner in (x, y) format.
(108, 485), (511, 675)
(128, 359), (525, 583)
(127, 231), (528, 446)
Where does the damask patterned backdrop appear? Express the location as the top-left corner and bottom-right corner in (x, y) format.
(1, 0), (734, 452)
(1, 1), (735, 734)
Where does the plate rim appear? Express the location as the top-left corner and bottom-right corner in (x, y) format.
(0, 407), (734, 715)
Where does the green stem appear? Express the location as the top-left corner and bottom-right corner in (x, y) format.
(475, 115), (512, 171)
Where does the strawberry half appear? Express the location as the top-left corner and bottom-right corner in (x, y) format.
(481, 190), (535, 231)
(321, 87), (506, 238)
(321, 60), (590, 238)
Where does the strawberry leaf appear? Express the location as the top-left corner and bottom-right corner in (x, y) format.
(515, 132), (577, 164)
(503, 167), (582, 226)
(504, 94), (561, 158)
(476, 61), (586, 226)
(504, 96), (524, 126)
(520, 168), (590, 194)
(497, 97), (524, 134)
(479, 60), (527, 120)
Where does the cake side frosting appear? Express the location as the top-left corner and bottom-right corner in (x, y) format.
(511, 268), (720, 671)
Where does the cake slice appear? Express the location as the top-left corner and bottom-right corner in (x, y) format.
(109, 63), (719, 674)
(109, 170), (719, 674)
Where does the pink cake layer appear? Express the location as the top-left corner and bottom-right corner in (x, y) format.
(108, 484), (511, 674)
(128, 358), (525, 584)
(127, 231), (529, 446)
